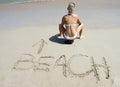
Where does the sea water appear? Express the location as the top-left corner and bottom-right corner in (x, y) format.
(0, 0), (52, 4)
(0, 0), (30, 3)
(0, 0), (119, 29)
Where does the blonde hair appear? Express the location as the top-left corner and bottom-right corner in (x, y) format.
(67, 2), (75, 14)
(68, 2), (75, 9)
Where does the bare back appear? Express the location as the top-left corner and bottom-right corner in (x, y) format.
(61, 14), (81, 37)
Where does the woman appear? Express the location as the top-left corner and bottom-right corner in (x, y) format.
(59, 2), (83, 43)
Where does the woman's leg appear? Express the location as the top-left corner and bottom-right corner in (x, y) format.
(77, 23), (83, 39)
(59, 24), (65, 36)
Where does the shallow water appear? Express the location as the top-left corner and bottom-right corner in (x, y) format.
(0, 0), (30, 3)
(0, 0), (120, 30)
(0, 0), (50, 4)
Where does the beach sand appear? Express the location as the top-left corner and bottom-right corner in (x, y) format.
(0, 0), (120, 87)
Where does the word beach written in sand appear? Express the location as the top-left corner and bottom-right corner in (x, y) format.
(12, 39), (110, 82)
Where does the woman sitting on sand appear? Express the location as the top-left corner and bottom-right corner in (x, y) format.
(59, 2), (83, 43)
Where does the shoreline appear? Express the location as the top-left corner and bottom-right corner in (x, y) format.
(0, 0), (120, 30)
(0, 0), (55, 5)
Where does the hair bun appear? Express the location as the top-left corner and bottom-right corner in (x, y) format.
(69, 2), (75, 8)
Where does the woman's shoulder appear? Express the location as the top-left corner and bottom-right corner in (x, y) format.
(72, 14), (79, 17)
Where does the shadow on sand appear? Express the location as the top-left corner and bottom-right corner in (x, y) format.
(49, 34), (74, 44)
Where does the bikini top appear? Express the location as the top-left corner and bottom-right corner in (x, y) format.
(64, 24), (79, 27)
(64, 24), (79, 29)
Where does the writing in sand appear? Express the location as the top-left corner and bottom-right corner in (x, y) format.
(12, 39), (110, 82)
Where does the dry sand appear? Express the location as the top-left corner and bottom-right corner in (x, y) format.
(0, 0), (120, 87)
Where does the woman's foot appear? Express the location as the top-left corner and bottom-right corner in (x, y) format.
(80, 35), (84, 39)
(56, 33), (63, 38)
(76, 35), (84, 39)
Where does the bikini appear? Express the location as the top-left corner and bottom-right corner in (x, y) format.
(64, 24), (79, 40)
